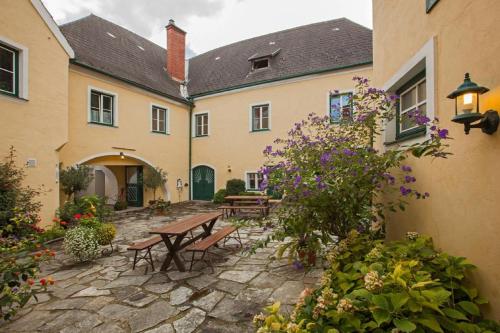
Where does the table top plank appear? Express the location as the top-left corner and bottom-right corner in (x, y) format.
(149, 212), (222, 235)
(225, 195), (269, 200)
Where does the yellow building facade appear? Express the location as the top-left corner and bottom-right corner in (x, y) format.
(191, 66), (372, 194)
(0, 0), (73, 225)
(373, 0), (500, 317)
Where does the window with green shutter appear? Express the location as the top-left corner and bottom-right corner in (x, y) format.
(0, 43), (18, 97)
(90, 90), (114, 126)
(195, 113), (209, 137)
(251, 104), (270, 131)
(396, 71), (427, 140)
(152, 105), (167, 134)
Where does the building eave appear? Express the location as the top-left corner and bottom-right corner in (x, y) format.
(189, 61), (373, 98)
(71, 60), (192, 106)
(30, 0), (75, 58)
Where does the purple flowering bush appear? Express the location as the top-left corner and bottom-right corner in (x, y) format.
(255, 77), (450, 261)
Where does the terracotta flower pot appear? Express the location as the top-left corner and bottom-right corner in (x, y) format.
(298, 249), (317, 266)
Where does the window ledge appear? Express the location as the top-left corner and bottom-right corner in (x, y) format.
(0, 93), (28, 102)
(385, 131), (426, 146)
(193, 134), (209, 138)
(250, 129), (270, 133)
(88, 122), (118, 128)
(151, 131), (169, 136)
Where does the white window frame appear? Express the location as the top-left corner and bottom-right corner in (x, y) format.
(0, 36), (29, 100)
(150, 103), (170, 134)
(87, 86), (119, 127)
(398, 78), (427, 135)
(382, 37), (436, 147)
(245, 171), (264, 191)
(249, 102), (271, 132)
(192, 110), (210, 137)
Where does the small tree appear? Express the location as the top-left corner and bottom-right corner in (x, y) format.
(143, 166), (167, 201)
(59, 165), (93, 203)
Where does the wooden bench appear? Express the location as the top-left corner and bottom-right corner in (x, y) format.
(127, 236), (162, 273)
(218, 205), (268, 218)
(185, 226), (241, 271)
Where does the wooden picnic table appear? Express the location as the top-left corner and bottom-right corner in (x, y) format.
(149, 212), (222, 272)
(223, 195), (270, 217)
(224, 195), (269, 205)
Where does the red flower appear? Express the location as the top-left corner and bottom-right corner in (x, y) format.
(60, 221), (68, 226)
(34, 252), (42, 258)
(27, 279), (35, 286)
(73, 213), (82, 220)
(39, 278), (47, 286)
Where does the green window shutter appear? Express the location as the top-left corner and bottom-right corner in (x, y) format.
(426, 0), (439, 13)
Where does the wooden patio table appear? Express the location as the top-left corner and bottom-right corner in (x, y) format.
(149, 212), (222, 272)
(224, 195), (270, 216)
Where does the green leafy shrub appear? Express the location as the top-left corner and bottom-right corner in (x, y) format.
(63, 226), (99, 262)
(114, 200), (128, 211)
(38, 224), (66, 243)
(57, 195), (113, 225)
(213, 189), (227, 204)
(254, 231), (500, 332)
(0, 147), (43, 237)
(150, 199), (170, 215)
(0, 148), (56, 320)
(95, 223), (116, 246)
(226, 179), (245, 195)
(59, 165), (93, 202)
(76, 195), (113, 222)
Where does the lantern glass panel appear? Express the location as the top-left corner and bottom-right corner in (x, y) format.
(459, 92), (478, 114)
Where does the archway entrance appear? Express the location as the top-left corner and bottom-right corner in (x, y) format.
(192, 165), (215, 201)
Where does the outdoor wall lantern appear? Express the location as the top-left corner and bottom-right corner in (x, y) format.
(447, 73), (499, 135)
(227, 165), (232, 173)
(120, 152), (125, 159)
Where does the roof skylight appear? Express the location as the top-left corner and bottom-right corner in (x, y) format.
(137, 45), (145, 51)
(106, 32), (116, 38)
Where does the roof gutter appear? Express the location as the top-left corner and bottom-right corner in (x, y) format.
(71, 60), (193, 106)
(189, 61), (373, 99)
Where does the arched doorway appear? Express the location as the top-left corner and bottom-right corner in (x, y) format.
(192, 165), (215, 201)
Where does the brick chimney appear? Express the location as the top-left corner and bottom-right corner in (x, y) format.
(166, 19), (186, 82)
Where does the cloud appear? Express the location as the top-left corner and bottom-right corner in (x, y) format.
(43, 0), (225, 55)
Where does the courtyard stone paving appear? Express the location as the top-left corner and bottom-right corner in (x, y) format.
(1, 202), (322, 333)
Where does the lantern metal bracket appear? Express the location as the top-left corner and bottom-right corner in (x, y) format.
(463, 110), (499, 135)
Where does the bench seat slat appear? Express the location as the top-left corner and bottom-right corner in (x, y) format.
(185, 226), (236, 252)
(218, 205), (266, 209)
(127, 236), (162, 250)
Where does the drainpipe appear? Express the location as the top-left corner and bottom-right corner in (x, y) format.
(188, 97), (194, 200)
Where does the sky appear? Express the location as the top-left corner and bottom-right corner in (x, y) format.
(42, 0), (372, 58)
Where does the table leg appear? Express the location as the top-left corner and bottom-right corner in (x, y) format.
(160, 234), (187, 272)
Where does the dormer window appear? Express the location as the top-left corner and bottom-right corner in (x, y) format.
(252, 58), (269, 70)
(248, 48), (280, 72)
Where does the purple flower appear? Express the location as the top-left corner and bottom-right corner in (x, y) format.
(400, 186), (412, 196)
(293, 175), (302, 188)
(292, 260), (304, 270)
(430, 125), (437, 131)
(401, 165), (412, 172)
(320, 152), (332, 165)
(263, 145), (273, 154)
(438, 129), (449, 139)
(343, 148), (355, 156)
(424, 192), (430, 198)
(404, 175), (416, 183)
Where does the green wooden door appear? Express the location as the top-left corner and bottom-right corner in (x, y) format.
(126, 166), (143, 207)
(192, 166), (215, 201)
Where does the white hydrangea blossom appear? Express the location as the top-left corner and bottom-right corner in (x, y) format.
(63, 226), (100, 262)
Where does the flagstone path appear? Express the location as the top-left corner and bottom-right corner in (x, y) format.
(1, 202), (322, 333)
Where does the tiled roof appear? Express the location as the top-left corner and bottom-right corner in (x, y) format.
(187, 18), (373, 96)
(60, 15), (372, 101)
(60, 15), (187, 103)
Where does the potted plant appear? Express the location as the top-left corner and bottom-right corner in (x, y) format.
(143, 166), (167, 205)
